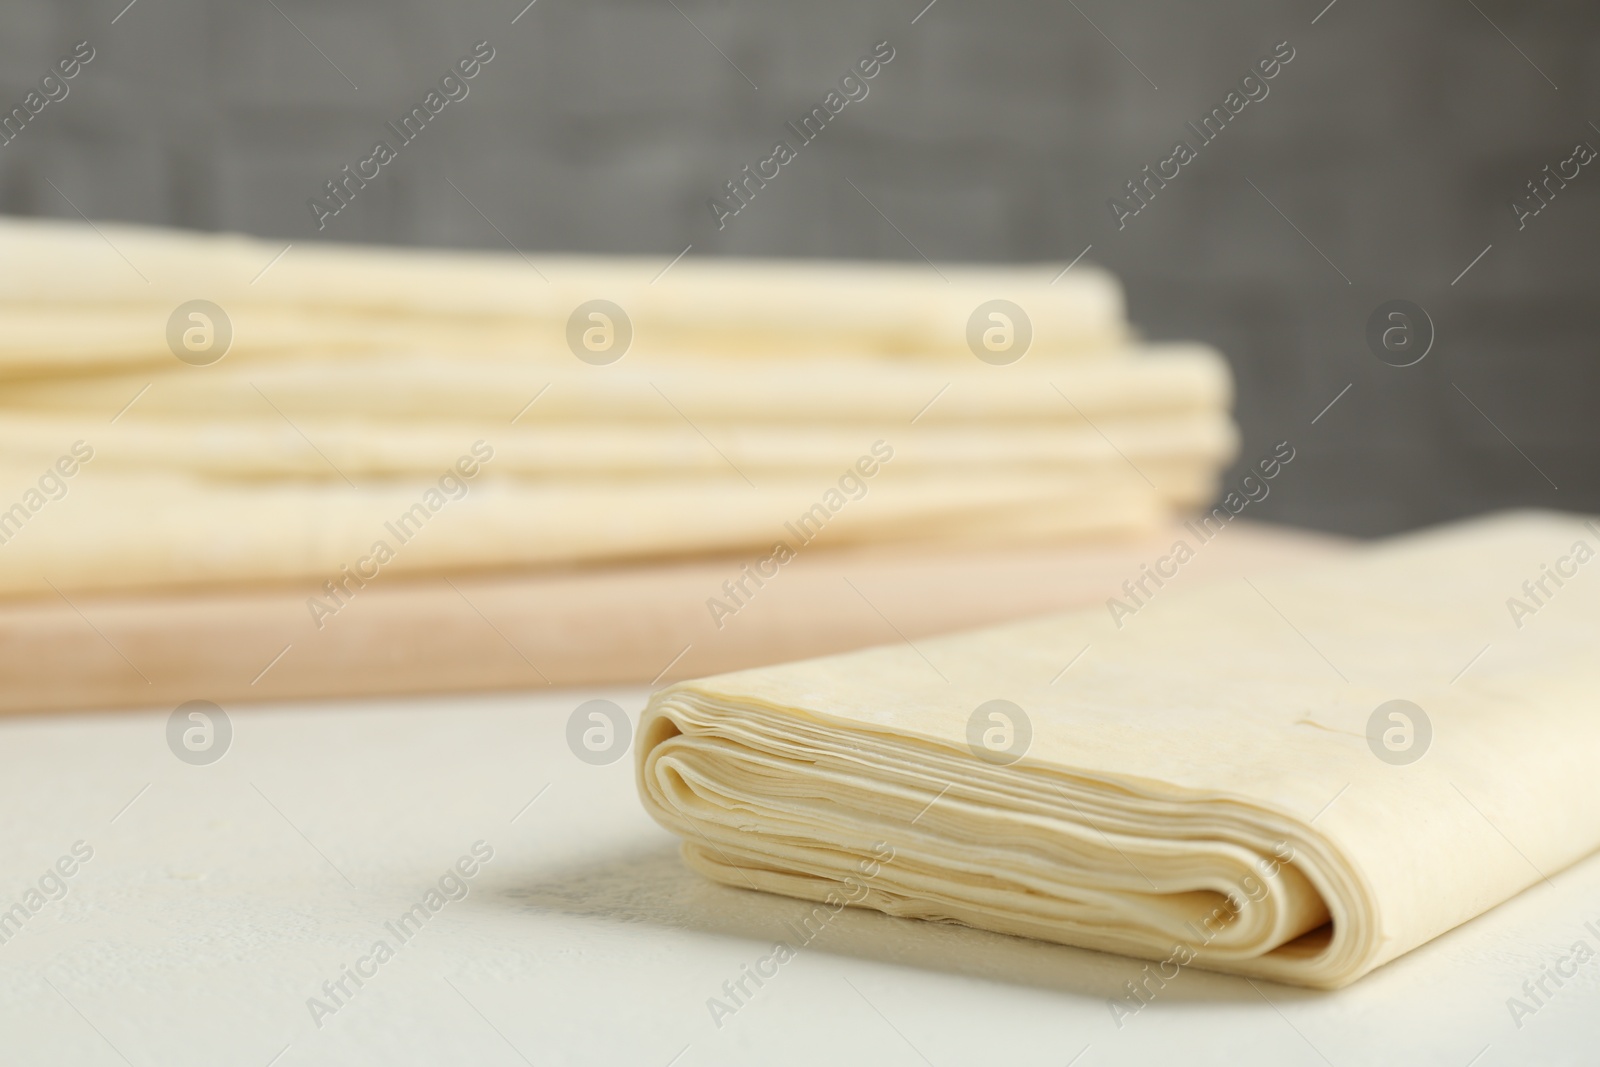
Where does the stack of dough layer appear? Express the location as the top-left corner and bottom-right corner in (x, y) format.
(0, 215), (1240, 597)
(637, 511), (1600, 988)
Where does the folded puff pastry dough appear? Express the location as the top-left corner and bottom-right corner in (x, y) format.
(0, 214), (1126, 366)
(637, 511), (1600, 987)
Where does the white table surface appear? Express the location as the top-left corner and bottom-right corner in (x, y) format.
(3, 687), (1596, 1066)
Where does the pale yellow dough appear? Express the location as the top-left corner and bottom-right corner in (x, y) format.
(0, 411), (1235, 507)
(0, 344), (1228, 423)
(0, 216), (1242, 603)
(637, 511), (1600, 988)
(0, 468), (1163, 596)
(0, 214), (1127, 363)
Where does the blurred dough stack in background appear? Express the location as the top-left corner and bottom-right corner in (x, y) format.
(0, 215), (1237, 598)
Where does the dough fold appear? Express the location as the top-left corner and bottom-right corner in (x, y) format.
(637, 511), (1600, 987)
(0, 214), (1127, 368)
(0, 470), (1164, 596)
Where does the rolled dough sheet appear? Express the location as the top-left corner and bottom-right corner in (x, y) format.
(0, 344), (1229, 424)
(637, 510), (1600, 988)
(0, 215), (1126, 357)
(0, 309), (1127, 377)
(0, 412), (1236, 501)
(0, 469), (1164, 596)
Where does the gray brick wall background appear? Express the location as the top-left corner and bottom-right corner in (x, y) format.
(2, 0), (1595, 536)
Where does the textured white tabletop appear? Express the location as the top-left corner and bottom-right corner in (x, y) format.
(2, 688), (1596, 1066)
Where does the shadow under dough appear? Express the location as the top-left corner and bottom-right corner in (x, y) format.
(487, 840), (1295, 1005)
